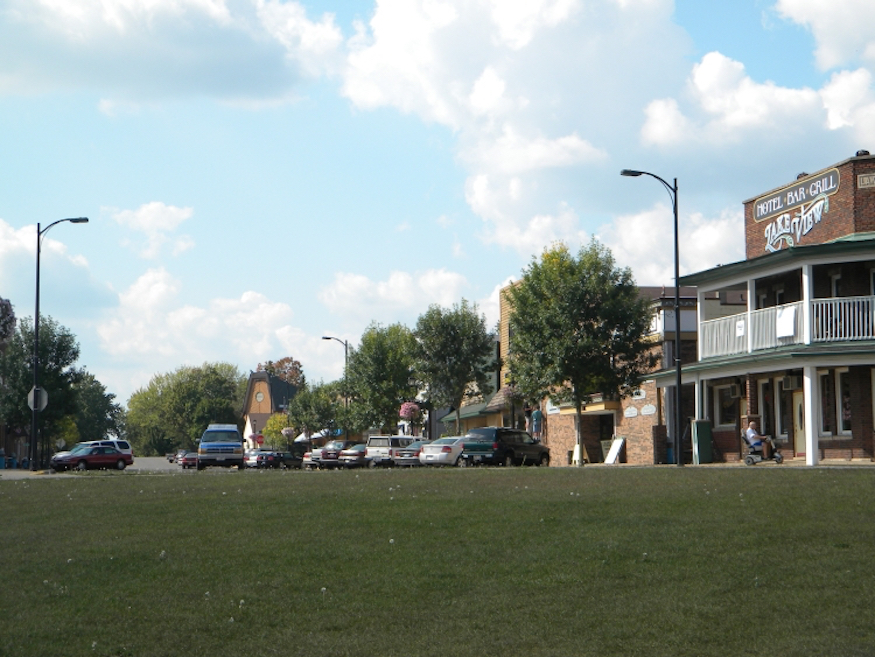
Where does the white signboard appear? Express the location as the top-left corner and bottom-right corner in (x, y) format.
(735, 319), (746, 337)
(776, 305), (796, 338)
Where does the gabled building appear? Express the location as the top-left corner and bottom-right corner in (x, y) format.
(676, 150), (875, 464)
(241, 371), (297, 447)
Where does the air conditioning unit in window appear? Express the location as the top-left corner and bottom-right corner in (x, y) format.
(782, 375), (803, 390)
(729, 383), (744, 398)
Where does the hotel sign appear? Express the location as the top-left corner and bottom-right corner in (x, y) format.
(860, 173), (875, 189)
(754, 169), (839, 222)
(755, 169), (839, 253)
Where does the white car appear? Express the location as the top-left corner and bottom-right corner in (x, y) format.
(419, 436), (466, 466)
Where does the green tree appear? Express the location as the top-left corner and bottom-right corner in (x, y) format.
(346, 322), (417, 433)
(257, 356), (306, 388)
(506, 240), (658, 460)
(73, 371), (124, 442)
(262, 412), (291, 447)
(0, 315), (82, 451)
(125, 362), (246, 455)
(287, 381), (343, 441)
(413, 300), (496, 431)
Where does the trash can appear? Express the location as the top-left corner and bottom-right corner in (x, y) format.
(666, 444), (674, 465)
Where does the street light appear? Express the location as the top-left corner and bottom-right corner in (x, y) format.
(620, 169), (683, 467)
(31, 217), (89, 470)
(322, 335), (349, 441)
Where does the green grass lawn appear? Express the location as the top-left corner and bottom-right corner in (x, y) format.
(2, 466), (874, 656)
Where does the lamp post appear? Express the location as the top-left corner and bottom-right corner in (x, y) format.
(31, 217), (89, 470)
(322, 335), (349, 441)
(620, 169), (683, 467)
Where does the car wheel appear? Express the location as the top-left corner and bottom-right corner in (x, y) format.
(76, 460), (88, 472)
(116, 459), (126, 470)
(457, 456), (467, 468)
(504, 453), (514, 467)
(368, 460), (378, 469)
(538, 453), (550, 467)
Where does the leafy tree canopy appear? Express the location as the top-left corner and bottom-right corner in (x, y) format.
(506, 240), (657, 447)
(286, 381), (344, 441)
(0, 315), (81, 438)
(346, 322), (416, 433)
(125, 362), (246, 455)
(413, 299), (496, 430)
(257, 356), (305, 388)
(72, 371), (124, 442)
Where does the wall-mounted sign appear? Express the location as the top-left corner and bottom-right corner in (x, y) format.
(755, 169), (839, 254)
(624, 406), (639, 418)
(859, 173), (875, 190)
(754, 168), (839, 223)
(641, 404), (657, 416)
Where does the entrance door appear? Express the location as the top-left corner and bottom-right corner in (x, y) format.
(793, 390), (805, 456)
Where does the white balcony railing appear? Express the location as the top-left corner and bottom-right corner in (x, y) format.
(700, 297), (875, 360)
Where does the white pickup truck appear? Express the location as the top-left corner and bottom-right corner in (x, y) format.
(365, 435), (413, 467)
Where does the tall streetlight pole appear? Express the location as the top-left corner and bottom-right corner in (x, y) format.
(322, 335), (349, 441)
(620, 169), (683, 466)
(31, 217), (89, 470)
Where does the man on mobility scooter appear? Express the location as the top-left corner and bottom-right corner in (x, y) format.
(742, 420), (783, 465)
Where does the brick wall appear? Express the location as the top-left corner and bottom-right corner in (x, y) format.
(745, 156), (875, 258)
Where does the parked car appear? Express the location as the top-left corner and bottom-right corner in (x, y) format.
(320, 440), (363, 469)
(275, 444), (307, 469)
(178, 452), (198, 469)
(419, 436), (465, 466)
(197, 424), (245, 470)
(395, 440), (430, 467)
(366, 435), (414, 467)
(244, 449), (263, 468)
(50, 444), (133, 472)
(338, 443), (368, 468)
(255, 450), (282, 468)
(80, 439), (134, 456)
(460, 427), (550, 466)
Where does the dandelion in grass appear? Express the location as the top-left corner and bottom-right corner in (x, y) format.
(159, 550), (166, 560)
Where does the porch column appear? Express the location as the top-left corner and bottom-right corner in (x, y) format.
(696, 288), (705, 361)
(802, 264), (813, 344)
(746, 279), (755, 353)
(694, 374), (702, 420)
(803, 364), (819, 465)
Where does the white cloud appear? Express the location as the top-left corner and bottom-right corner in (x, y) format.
(110, 202), (195, 259)
(598, 204), (744, 285)
(487, 0), (578, 50)
(776, 0), (875, 70)
(642, 52), (822, 146)
(0, 0), (342, 101)
(465, 125), (606, 175)
(478, 275), (515, 330)
(97, 267), (320, 369)
(820, 68), (875, 141)
(318, 268), (468, 320)
(255, 0), (344, 77)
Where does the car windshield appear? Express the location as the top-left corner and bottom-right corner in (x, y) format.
(325, 441), (346, 450)
(201, 431), (240, 443)
(69, 445), (91, 454)
(432, 437), (461, 445)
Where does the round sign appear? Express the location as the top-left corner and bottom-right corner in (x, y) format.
(255, 434), (264, 445)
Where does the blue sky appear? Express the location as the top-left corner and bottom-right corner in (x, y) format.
(1, 0), (874, 406)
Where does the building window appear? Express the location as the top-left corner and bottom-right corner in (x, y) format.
(837, 369), (851, 434)
(819, 371), (834, 436)
(758, 379), (774, 437)
(775, 288), (785, 305)
(776, 378), (789, 440)
(713, 385), (739, 429)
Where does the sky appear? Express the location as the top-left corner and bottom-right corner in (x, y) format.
(1, 0), (874, 407)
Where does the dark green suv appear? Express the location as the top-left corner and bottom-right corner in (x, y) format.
(460, 427), (550, 466)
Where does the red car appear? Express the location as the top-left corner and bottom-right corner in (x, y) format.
(320, 440), (363, 469)
(178, 452), (198, 469)
(50, 445), (133, 472)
